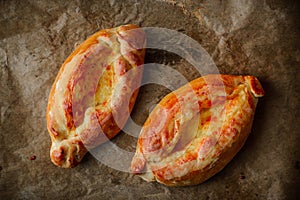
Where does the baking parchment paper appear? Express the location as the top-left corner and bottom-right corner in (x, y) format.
(0, 0), (299, 199)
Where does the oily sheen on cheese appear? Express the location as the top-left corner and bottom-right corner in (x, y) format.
(131, 74), (264, 186)
(47, 24), (145, 168)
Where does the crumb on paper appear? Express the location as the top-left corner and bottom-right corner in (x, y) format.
(30, 155), (36, 161)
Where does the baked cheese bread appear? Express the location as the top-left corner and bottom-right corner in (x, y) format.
(131, 74), (264, 186)
(47, 24), (145, 168)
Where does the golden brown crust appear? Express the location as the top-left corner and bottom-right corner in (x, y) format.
(47, 24), (145, 168)
(131, 74), (264, 186)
